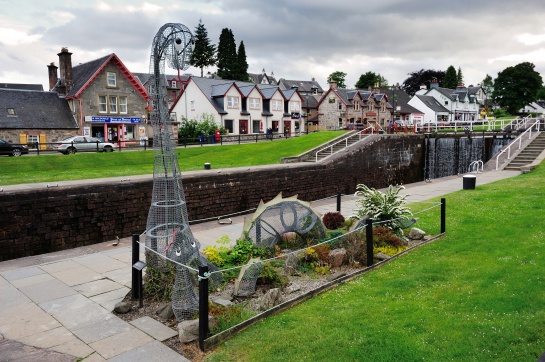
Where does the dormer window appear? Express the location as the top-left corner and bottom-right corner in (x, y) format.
(107, 72), (117, 87)
(227, 96), (239, 109)
(7, 108), (16, 116)
(172, 80), (177, 88)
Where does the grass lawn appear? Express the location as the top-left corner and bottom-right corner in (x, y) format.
(204, 165), (545, 362)
(0, 131), (344, 185)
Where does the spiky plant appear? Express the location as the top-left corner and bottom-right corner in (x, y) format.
(352, 184), (412, 233)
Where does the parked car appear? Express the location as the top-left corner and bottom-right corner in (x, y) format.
(0, 139), (29, 156)
(55, 136), (115, 154)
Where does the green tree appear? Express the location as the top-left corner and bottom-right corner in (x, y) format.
(493, 62), (543, 114)
(327, 71), (347, 88)
(443, 65), (457, 89)
(190, 19), (216, 77)
(481, 74), (494, 106)
(234, 41), (249, 81)
(536, 86), (545, 101)
(377, 74), (389, 88)
(456, 67), (464, 85)
(355, 71), (378, 89)
(216, 28), (238, 80)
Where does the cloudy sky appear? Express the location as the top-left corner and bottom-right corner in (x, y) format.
(2, 0), (545, 91)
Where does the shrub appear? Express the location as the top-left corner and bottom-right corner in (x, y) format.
(323, 211), (345, 230)
(257, 262), (287, 287)
(353, 184), (412, 235)
(373, 226), (405, 248)
(143, 261), (176, 302)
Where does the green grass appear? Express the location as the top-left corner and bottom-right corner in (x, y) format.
(0, 131), (344, 185)
(204, 165), (545, 362)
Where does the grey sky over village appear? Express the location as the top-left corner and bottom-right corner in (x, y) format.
(2, 0), (545, 91)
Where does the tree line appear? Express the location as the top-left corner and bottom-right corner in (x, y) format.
(190, 20), (248, 81)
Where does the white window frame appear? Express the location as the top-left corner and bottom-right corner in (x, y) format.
(249, 98), (260, 110)
(191, 100), (195, 111)
(290, 101), (300, 112)
(107, 72), (117, 87)
(227, 96), (239, 109)
(172, 80), (177, 88)
(272, 99), (282, 111)
(119, 96), (128, 114)
(98, 96), (107, 113)
(109, 96), (118, 113)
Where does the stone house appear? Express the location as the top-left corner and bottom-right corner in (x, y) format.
(0, 88), (78, 148)
(48, 48), (150, 143)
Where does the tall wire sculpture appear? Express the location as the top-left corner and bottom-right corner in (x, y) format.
(144, 23), (220, 321)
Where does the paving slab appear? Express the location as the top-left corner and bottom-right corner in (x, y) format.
(38, 259), (82, 274)
(50, 336), (95, 358)
(16, 276), (77, 304)
(89, 327), (153, 359)
(89, 286), (130, 306)
(0, 303), (61, 340)
(72, 315), (132, 344)
(0, 338), (75, 362)
(0, 284), (32, 309)
(129, 316), (178, 341)
(108, 340), (190, 362)
(18, 326), (75, 349)
(0, 266), (45, 281)
(74, 278), (125, 297)
(0, 275), (8, 286)
(74, 253), (128, 274)
(50, 265), (103, 287)
(41, 295), (112, 330)
(102, 268), (132, 288)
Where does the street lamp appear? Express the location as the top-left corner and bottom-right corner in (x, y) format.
(390, 84), (398, 133)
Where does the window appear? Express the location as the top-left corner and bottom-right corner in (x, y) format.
(7, 108), (16, 116)
(27, 135), (38, 149)
(445, 101), (449, 106)
(290, 101), (300, 112)
(98, 96), (107, 113)
(313, 88), (318, 95)
(172, 80), (177, 88)
(119, 96), (127, 114)
(227, 96), (239, 108)
(272, 99), (282, 111)
(354, 100), (360, 111)
(191, 101), (195, 111)
(107, 72), (117, 87)
(249, 98), (260, 110)
(109, 96), (118, 113)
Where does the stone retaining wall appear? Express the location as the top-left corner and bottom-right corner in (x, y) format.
(0, 135), (424, 261)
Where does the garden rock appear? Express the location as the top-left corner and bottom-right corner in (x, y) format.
(408, 227), (426, 240)
(114, 301), (132, 314)
(212, 298), (233, 307)
(329, 248), (347, 267)
(178, 316), (217, 344)
(156, 302), (175, 320)
(259, 288), (282, 311)
(284, 283), (301, 294)
(375, 252), (390, 261)
(326, 272), (347, 282)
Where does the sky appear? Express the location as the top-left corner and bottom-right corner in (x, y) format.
(2, 0), (545, 91)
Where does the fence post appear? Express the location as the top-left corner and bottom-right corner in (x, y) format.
(366, 218), (374, 267)
(198, 265), (209, 351)
(441, 198), (446, 234)
(131, 234), (140, 299)
(336, 193), (341, 212)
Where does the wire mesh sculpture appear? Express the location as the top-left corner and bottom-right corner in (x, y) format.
(235, 193), (326, 296)
(144, 23), (220, 321)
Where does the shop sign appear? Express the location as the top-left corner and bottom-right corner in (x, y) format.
(366, 112), (376, 116)
(85, 116), (142, 124)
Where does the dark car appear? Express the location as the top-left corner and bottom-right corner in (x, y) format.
(0, 139), (29, 156)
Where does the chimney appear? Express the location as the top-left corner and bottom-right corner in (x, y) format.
(420, 83), (427, 90)
(47, 62), (58, 91)
(430, 77), (439, 89)
(329, 80), (338, 90)
(57, 47), (73, 95)
(373, 82), (380, 93)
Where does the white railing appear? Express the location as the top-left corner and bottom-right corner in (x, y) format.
(314, 128), (373, 162)
(495, 119), (541, 170)
(468, 160), (484, 173)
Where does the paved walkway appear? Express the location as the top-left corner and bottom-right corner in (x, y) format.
(0, 170), (520, 361)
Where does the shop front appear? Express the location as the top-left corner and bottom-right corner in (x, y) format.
(84, 116), (144, 146)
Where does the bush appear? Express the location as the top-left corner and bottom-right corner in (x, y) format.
(257, 262), (287, 287)
(178, 113), (225, 139)
(373, 226), (405, 248)
(323, 212), (345, 230)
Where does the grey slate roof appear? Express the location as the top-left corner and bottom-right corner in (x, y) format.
(65, 54), (111, 97)
(0, 89), (78, 129)
(277, 79), (323, 93)
(414, 95), (450, 113)
(0, 83), (44, 91)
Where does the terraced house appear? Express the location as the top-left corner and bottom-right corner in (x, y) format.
(171, 77), (304, 135)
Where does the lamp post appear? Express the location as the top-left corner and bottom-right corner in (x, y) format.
(390, 84), (398, 133)
(307, 85), (318, 134)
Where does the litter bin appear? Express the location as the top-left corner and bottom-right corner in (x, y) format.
(463, 174), (476, 190)
(209, 134), (215, 143)
(198, 135), (205, 145)
(204, 162), (211, 170)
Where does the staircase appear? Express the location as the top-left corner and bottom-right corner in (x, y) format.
(308, 131), (370, 162)
(504, 132), (545, 170)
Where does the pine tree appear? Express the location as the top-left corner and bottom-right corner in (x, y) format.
(190, 19), (216, 77)
(443, 66), (457, 89)
(235, 41), (249, 81)
(456, 67), (464, 85)
(216, 28), (237, 80)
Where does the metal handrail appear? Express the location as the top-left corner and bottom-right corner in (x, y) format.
(495, 119), (541, 170)
(314, 128), (372, 162)
(468, 160), (484, 173)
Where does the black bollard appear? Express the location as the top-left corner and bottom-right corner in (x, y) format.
(336, 193), (341, 212)
(441, 198), (446, 234)
(366, 218), (374, 267)
(131, 234), (139, 299)
(198, 266), (209, 351)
